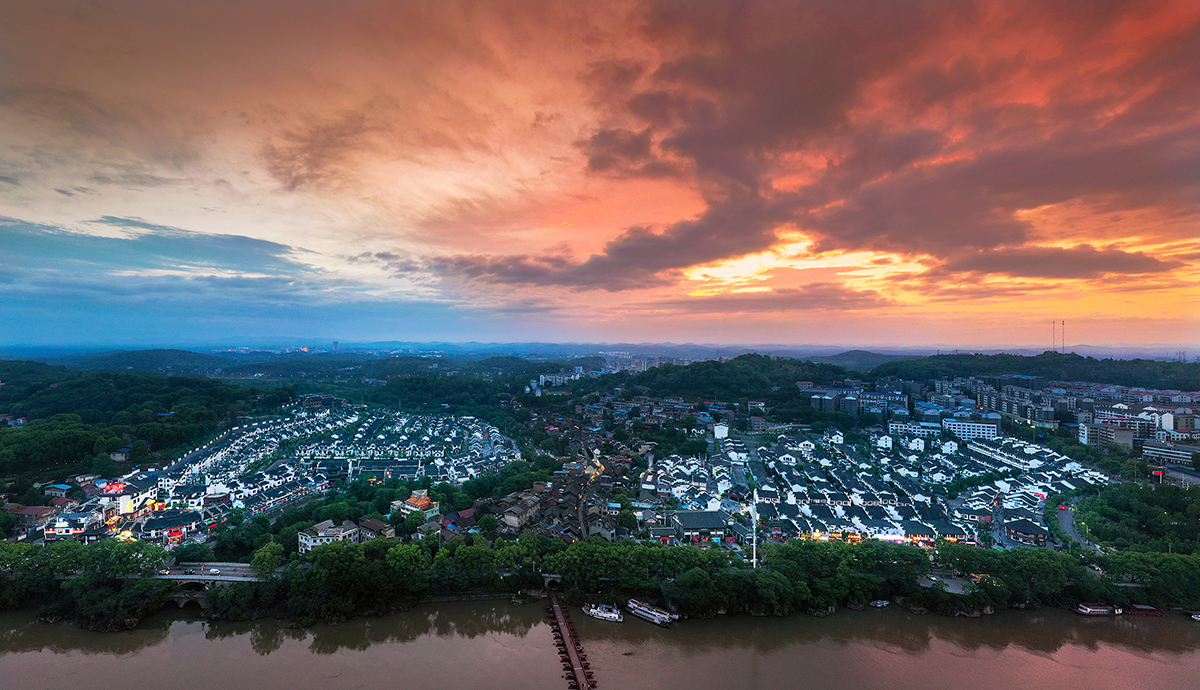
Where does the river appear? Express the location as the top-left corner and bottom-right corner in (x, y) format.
(3, 602), (1200, 690)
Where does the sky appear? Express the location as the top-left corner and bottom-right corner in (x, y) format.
(1, 0), (1198, 349)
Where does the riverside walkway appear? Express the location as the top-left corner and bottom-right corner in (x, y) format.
(546, 592), (595, 689)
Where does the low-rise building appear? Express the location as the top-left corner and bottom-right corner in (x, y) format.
(140, 510), (204, 545)
(1005, 517), (1048, 546)
(392, 489), (441, 521)
(671, 510), (728, 543)
(359, 517), (395, 540)
(298, 519), (360, 554)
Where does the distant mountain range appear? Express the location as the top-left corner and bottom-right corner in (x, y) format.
(803, 350), (917, 372)
(6, 343), (1192, 381)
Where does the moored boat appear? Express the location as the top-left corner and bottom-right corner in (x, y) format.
(627, 599), (673, 627)
(1075, 603), (1122, 616)
(1128, 604), (1164, 617)
(869, 600), (890, 608)
(583, 603), (623, 622)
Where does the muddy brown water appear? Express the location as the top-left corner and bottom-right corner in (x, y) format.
(3, 602), (1200, 690)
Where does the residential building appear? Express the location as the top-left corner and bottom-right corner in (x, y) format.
(359, 517), (395, 540)
(670, 510), (728, 543)
(391, 489), (441, 521)
(298, 519), (361, 554)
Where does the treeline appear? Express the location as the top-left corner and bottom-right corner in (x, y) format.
(195, 524), (1200, 625)
(870, 351), (1200, 390)
(545, 538), (931, 617)
(938, 542), (1200, 611)
(64, 349), (234, 373)
(5, 370), (263, 425)
(222, 353), (603, 384)
(1078, 483), (1200, 555)
(0, 539), (173, 631)
(0, 362), (294, 477)
(6, 531), (1200, 630)
(571, 354), (850, 401)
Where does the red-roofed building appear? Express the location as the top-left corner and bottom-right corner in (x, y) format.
(391, 489), (441, 520)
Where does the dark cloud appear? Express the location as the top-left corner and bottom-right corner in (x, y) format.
(431, 194), (790, 291)
(640, 283), (891, 314)
(577, 127), (678, 177)
(804, 115), (1200, 256)
(346, 250), (422, 276)
(637, 1), (953, 188)
(261, 111), (371, 191)
(0, 175), (18, 186)
(932, 245), (1183, 280)
(583, 59), (646, 107)
(452, 298), (567, 316)
(552, 0), (1199, 287)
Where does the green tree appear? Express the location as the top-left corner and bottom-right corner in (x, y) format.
(617, 509), (638, 531)
(172, 542), (216, 563)
(478, 513), (499, 535)
(251, 542), (285, 580)
(0, 511), (16, 536)
(401, 511), (426, 536)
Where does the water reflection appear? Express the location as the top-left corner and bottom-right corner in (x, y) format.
(573, 607), (1200, 659)
(2, 603), (1198, 660)
(192, 600), (542, 656)
(0, 610), (173, 656)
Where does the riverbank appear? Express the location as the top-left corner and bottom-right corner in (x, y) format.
(7, 535), (1199, 632)
(5, 601), (1200, 690)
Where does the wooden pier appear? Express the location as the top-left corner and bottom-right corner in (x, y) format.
(546, 593), (595, 689)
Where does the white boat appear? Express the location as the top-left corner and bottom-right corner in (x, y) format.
(627, 599), (673, 627)
(583, 603), (623, 622)
(869, 600), (889, 608)
(1192, 613), (1200, 622)
(1075, 603), (1121, 616)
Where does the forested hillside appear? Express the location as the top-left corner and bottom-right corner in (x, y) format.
(63, 349), (234, 373)
(870, 352), (1200, 390)
(0, 363), (292, 478)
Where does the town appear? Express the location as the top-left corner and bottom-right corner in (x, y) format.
(8, 364), (1197, 568)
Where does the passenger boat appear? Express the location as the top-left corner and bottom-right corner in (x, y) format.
(627, 599), (674, 627)
(869, 600), (890, 608)
(1127, 604), (1164, 617)
(1075, 603), (1122, 616)
(582, 603), (623, 622)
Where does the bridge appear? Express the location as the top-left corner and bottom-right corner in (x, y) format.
(546, 592), (595, 689)
(157, 562), (265, 609)
(156, 562), (264, 585)
(166, 590), (212, 610)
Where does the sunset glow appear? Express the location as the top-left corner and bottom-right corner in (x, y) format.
(1, 0), (1197, 347)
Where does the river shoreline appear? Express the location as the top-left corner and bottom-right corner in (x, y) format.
(8, 586), (1194, 633)
(4, 601), (1200, 690)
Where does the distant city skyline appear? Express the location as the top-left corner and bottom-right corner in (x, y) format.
(1, 1), (1197, 347)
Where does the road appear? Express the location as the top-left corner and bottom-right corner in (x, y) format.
(158, 562), (261, 582)
(1057, 503), (1102, 554)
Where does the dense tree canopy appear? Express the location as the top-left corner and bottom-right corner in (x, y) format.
(870, 351), (1200, 390)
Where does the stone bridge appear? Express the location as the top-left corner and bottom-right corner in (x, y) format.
(166, 590), (212, 610)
